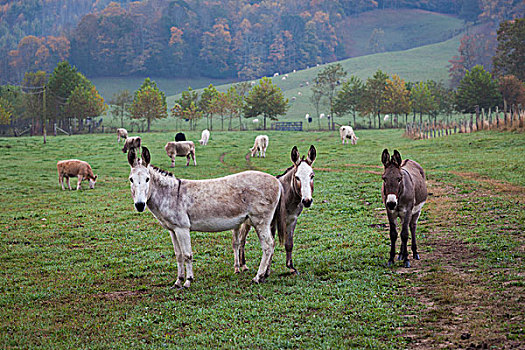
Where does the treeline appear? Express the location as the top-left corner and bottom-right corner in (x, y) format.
(2, 0), (522, 83)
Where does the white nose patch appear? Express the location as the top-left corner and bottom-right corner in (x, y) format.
(386, 194), (397, 204)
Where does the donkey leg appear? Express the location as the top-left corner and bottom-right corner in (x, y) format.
(174, 227), (194, 288)
(410, 211), (421, 260)
(238, 222), (251, 272)
(388, 224), (398, 267)
(285, 220), (298, 274)
(400, 213), (412, 268)
(232, 226), (243, 274)
(169, 230), (186, 289)
(252, 223), (275, 283)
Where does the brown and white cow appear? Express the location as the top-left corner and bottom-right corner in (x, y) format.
(122, 136), (141, 153)
(339, 126), (358, 145)
(117, 128), (128, 143)
(165, 141), (196, 167)
(250, 135), (269, 157)
(57, 160), (98, 190)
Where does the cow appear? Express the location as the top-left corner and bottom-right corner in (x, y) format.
(339, 126), (358, 145)
(175, 132), (186, 142)
(250, 135), (269, 158)
(122, 136), (141, 153)
(165, 141), (196, 167)
(57, 160), (98, 190)
(117, 128), (128, 143)
(199, 129), (210, 146)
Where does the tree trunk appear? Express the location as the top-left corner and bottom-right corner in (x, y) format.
(263, 115), (267, 130)
(147, 117), (151, 132)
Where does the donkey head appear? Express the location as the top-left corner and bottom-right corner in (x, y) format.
(128, 146), (151, 212)
(291, 145), (316, 208)
(381, 149), (403, 210)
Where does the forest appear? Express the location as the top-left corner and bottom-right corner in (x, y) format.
(1, 0), (522, 83)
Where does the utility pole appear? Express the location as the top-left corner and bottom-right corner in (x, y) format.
(43, 85), (46, 144)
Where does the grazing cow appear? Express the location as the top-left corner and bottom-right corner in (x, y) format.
(339, 125), (358, 145)
(381, 149), (427, 268)
(165, 141), (196, 167)
(127, 147), (286, 288)
(57, 160), (98, 190)
(175, 132), (186, 142)
(199, 129), (210, 146)
(234, 145), (317, 275)
(250, 135), (269, 158)
(117, 128), (128, 143)
(122, 136), (141, 153)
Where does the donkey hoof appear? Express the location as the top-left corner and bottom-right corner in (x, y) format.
(413, 253), (420, 260)
(183, 280), (192, 288)
(234, 267), (241, 274)
(171, 280), (183, 290)
(241, 265), (249, 272)
(290, 268), (300, 275)
(404, 260), (411, 268)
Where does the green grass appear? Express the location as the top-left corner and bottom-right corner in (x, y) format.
(0, 129), (523, 348)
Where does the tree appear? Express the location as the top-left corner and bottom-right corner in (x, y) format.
(363, 69), (389, 128)
(0, 97), (13, 125)
(369, 28), (385, 53)
(334, 75), (364, 127)
(498, 75), (525, 109)
(313, 63), (347, 130)
(383, 74), (411, 126)
(22, 71), (48, 136)
(310, 86), (325, 130)
(173, 87), (199, 130)
(244, 78), (289, 130)
(110, 90), (132, 128)
(493, 19), (525, 81)
(456, 65), (501, 113)
(199, 84), (219, 130)
(65, 83), (106, 132)
(130, 79), (167, 132)
(411, 81), (435, 123)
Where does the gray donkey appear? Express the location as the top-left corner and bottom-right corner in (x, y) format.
(381, 149), (427, 268)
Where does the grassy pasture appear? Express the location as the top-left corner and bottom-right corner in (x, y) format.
(0, 130), (523, 348)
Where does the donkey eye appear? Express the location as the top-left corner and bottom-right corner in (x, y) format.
(295, 176), (300, 181)
(146, 178), (150, 183)
(129, 178), (134, 183)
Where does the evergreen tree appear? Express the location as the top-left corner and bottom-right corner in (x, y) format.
(493, 18), (525, 81)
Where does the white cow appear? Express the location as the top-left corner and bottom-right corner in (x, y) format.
(339, 126), (358, 145)
(199, 129), (210, 146)
(250, 135), (269, 158)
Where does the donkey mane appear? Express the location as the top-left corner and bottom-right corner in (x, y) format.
(276, 165), (294, 179)
(151, 165), (176, 178)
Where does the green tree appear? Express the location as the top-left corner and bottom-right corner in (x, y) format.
(493, 18), (525, 81)
(172, 87), (199, 130)
(65, 84), (106, 132)
(22, 71), (48, 135)
(244, 77), (289, 130)
(334, 75), (364, 127)
(313, 63), (347, 130)
(411, 81), (435, 123)
(310, 86), (325, 130)
(456, 65), (501, 113)
(109, 90), (132, 128)
(47, 61), (89, 121)
(199, 84), (219, 130)
(363, 69), (389, 128)
(0, 97), (13, 125)
(130, 79), (168, 132)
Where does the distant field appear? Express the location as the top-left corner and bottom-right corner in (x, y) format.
(336, 9), (465, 57)
(1, 130), (523, 348)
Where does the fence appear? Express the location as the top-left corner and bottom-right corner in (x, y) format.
(271, 121), (303, 131)
(404, 107), (525, 139)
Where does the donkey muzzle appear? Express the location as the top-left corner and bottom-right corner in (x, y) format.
(135, 202), (146, 212)
(386, 194), (397, 210)
(302, 198), (313, 208)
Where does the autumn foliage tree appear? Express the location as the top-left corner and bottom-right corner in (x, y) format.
(498, 75), (525, 110)
(65, 83), (105, 131)
(383, 74), (411, 126)
(493, 18), (525, 81)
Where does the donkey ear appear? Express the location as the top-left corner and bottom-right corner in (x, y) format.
(381, 149), (390, 167)
(291, 146), (300, 165)
(128, 148), (138, 167)
(392, 150), (402, 167)
(142, 146), (151, 166)
(306, 145), (316, 165)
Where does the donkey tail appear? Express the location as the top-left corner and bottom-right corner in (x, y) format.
(272, 182), (287, 245)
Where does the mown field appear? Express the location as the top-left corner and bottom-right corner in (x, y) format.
(1, 129), (523, 349)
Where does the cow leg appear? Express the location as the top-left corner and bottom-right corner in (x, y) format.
(59, 174), (65, 190)
(65, 176), (71, 190)
(169, 230), (186, 289)
(185, 154), (190, 166)
(410, 210), (421, 260)
(191, 151), (196, 166)
(76, 175), (83, 190)
(170, 157), (175, 168)
(173, 227), (194, 288)
(262, 147), (266, 158)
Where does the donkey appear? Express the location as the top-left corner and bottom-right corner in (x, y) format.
(127, 147), (286, 288)
(234, 145), (316, 275)
(381, 149), (427, 268)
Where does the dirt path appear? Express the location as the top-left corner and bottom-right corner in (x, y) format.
(398, 177), (524, 349)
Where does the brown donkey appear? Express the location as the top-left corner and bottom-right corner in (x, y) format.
(381, 149), (427, 267)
